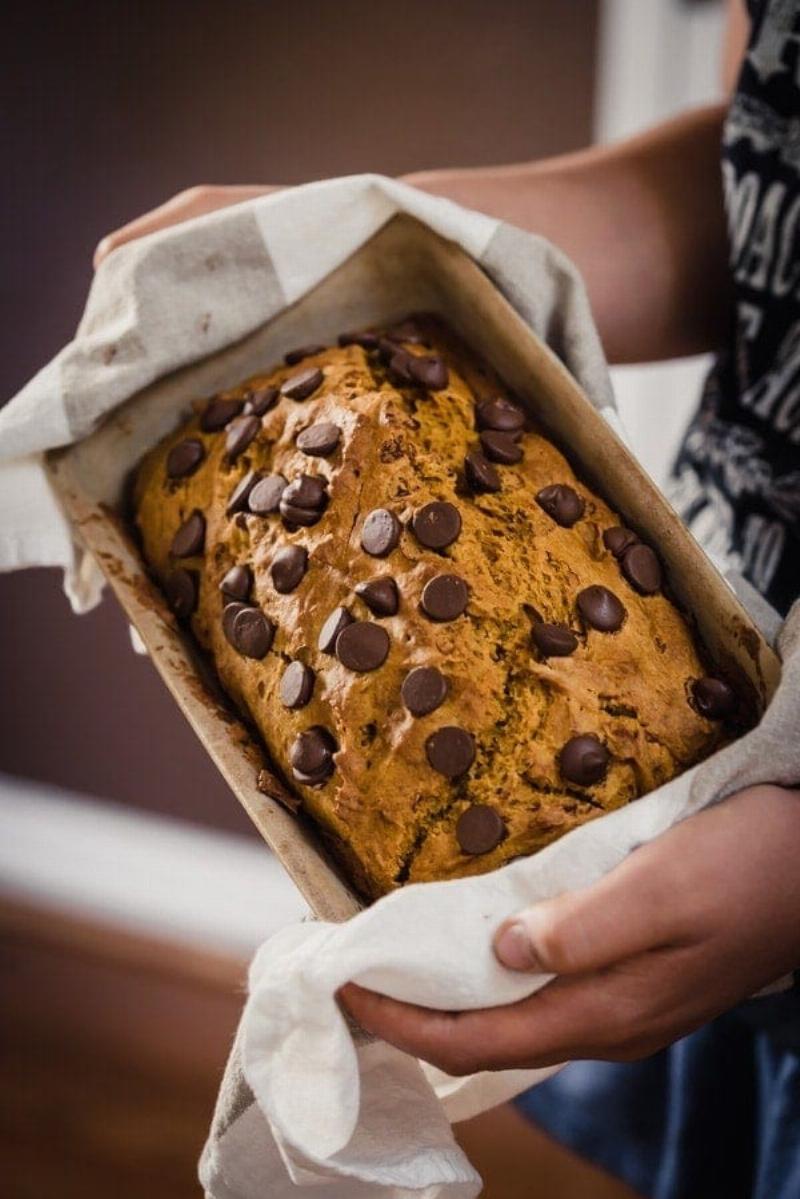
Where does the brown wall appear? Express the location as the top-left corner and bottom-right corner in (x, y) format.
(1, 0), (598, 834)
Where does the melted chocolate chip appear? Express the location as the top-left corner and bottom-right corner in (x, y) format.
(226, 470), (260, 516)
(290, 726), (336, 785)
(401, 666), (448, 716)
(201, 397), (243, 432)
(296, 422), (340, 457)
(170, 510), (205, 557)
(412, 501), (462, 549)
(577, 585), (625, 632)
(271, 544), (308, 593)
(355, 577), (399, 617)
(559, 734), (610, 786)
(456, 805), (505, 855)
(464, 450), (501, 494)
(361, 508), (401, 557)
(408, 355), (449, 390)
(479, 429), (523, 464)
(318, 606), (353, 654)
(280, 661), (315, 709)
(244, 386), (279, 417)
(225, 414), (261, 462)
(249, 474), (288, 515)
(229, 607), (274, 659)
(425, 726), (476, 778)
(335, 621), (390, 672)
(219, 564), (252, 602)
(621, 543), (662, 595)
(165, 569), (197, 618)
(420, 574), (469, 621)
(603, 526), (639, 558)
(166, 439), (205, 479)
(284, 344), (325, 365)
(338, 329), (379, 349)
(475, 397), (525, 433)
(281, 366), (323, 401)
(535, 484), (585, 527)
(691, 676), (736, 720)
(532, 622), (578, 657)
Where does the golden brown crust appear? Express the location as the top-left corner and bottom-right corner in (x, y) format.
(133, 317), (723, 898)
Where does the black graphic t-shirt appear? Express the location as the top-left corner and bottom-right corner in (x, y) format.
(668, 0), (800, 616)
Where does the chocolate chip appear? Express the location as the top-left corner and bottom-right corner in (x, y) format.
(244, 386), (279, 417)
(201, 397), (243, 432)
(464, 450), (501, 494)
(338, 330), (379, 349)
(377, 337), (401, 364)
(559, 734), (610, 785)
(361, 508), (401, 557)
(296, 422), (340, 457)
(318, 606), (353, 654)
(229, 607), (274, 659)
(281, 366), (323, 401)
(167, 438), (205, 479)
(225, 414), (261, 462)
(479, 430), (523, 464)
(165, 569), (197, 618)
(280, 661), (315, 709)
(290, 726), (336, 785)
(401, 666), (448, 716)
(532, 622), (578, 657)
(219, 564), (252, 601)
(280, 502), (324, 527)
(284, 344), (325, 365)
(280, 474), (328, 526)
(577, 585), (626, 632)
(170, 510), (205, 557)
(355, 577), (399, 616)
(271, 545), (308, 593)
(536, 483), (585, 527)
(222, 601), (249, 645)
(603, 526), (639, 558)
(408, 355), (449, 391)
(336, 621), (390, 672)
(425, 726), (476, 778)
(421, 573), (469, 621)
(475, 398), (525, 433)
(691, 677), (736, 720)
(388, 349), (414, 385)
(386, 319), (428, 345)
(249, 474), (288, 515)
(456, 805), (505, 855)
(226, 470), (259, 515)
(412, 501), (462, 549)
(621, 543), (662, 595)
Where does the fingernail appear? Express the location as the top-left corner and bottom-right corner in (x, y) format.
(494, 921), (541, 972)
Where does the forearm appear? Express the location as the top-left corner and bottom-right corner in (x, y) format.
(404, 105), (731, 365)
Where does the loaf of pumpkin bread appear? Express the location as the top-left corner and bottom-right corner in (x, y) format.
(133, 316), (734, 899)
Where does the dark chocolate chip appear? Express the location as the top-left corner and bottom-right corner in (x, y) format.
(167, 438), (205, 479)
(335, 621), (390, 672)
(249, 474), (288, 515)
(219, 564), (252, 601)
(281, 366), (323, 401)
(388, 349), (414, 385)
(420, 573), (469, 621)
(355, 576), (399, 616)
(603, 526), (639, 558)
(456, 804), (505, 855)
(318, 606), (353, 654)
(361, 508), (401, 557)
(225, 414), (261, 462)
(536, 483), (585, 527)
(296, 422), (340, 457)
(532, 622), (578, 657)
(408, 355), (449, 391)
(170, 510), (205, 558)
(425, 726), (476, 778)
(282, 474), (328, 510)
(290, 726), (336, 785)
(244, 386), (279, 416)
(165, 569), (197, 618)
(475, 398), (525, 433)
(229, 606), (274, 659)
(280, 661), (315, 709)
(226, 470), (259, 516)
(338, 330), (379, 349)
(464, 450), (501, 494)
(577, 585), (626, 632)
(222, 601), (249, 644)
(401, 666), (448, 716)
(621, 543), (662, 595)
(284, 344), (325, 365)
(271, 544), (308, 594)
(559, 734), (610, 786)
(201, 397), (243, 432)
(412, 501), (462, 549)
(479, 429), (523, 464)
(280, 502), (324, 527)
(377, 337), (401, 364)
(691, 676), (736, 720)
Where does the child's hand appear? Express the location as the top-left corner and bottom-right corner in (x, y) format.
(339, 784), (800, 1075)
(93, 184), (281, 268)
